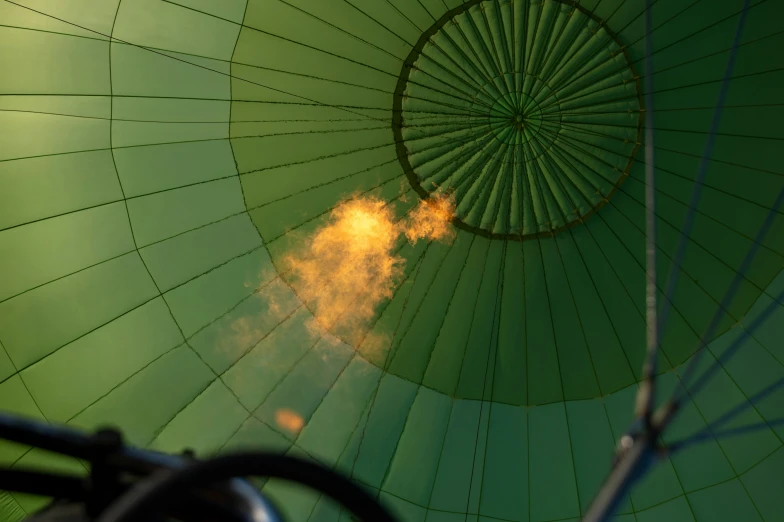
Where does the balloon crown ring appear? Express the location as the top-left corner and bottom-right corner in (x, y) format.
(392, 0), (644, 241)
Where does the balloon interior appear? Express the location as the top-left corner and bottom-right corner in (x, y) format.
(0, 0), (782, 521)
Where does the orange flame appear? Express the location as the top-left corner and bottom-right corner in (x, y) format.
(405, 194), (456, 244)
(267, 194), (456, 345)
(274, 408), (305, 433)
(286, 197), (406, 334)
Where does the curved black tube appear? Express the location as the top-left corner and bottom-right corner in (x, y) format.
(97, 452), (397, 522)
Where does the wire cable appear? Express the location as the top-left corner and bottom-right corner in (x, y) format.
(636, 0), (659, 425)
(671, 183), (784, 405)
(656, 0), (752, 346)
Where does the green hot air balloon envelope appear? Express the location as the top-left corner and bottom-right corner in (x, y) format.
(0, 0), (783, 521)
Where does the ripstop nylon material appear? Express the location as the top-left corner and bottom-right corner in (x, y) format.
(0, 0), (783, 521)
